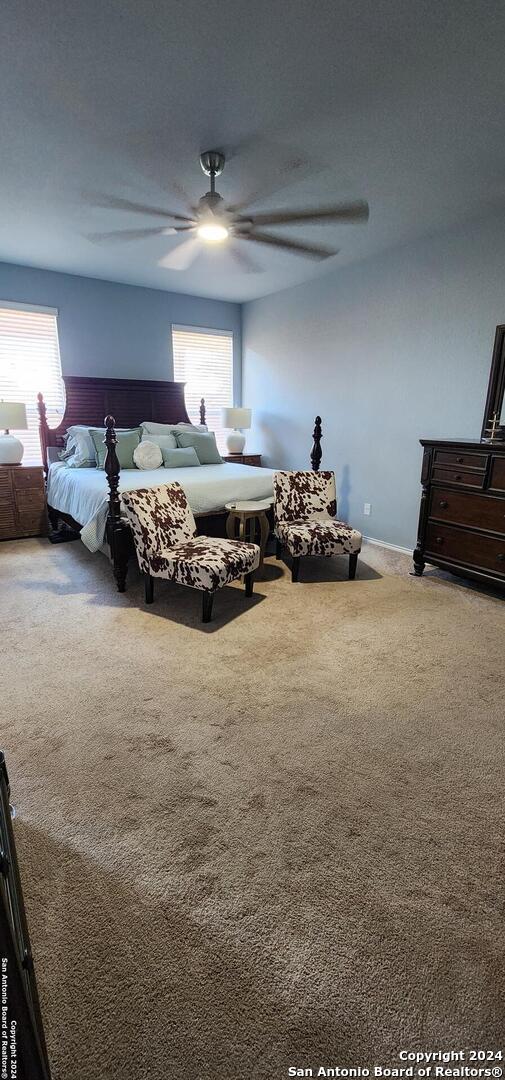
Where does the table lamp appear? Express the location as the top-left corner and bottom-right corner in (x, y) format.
(222, 407), (252, 454)
(0, 401), (28, 464)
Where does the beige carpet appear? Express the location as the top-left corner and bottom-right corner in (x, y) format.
(1, 536), (504, 1080)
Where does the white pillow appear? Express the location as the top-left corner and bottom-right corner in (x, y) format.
(140, 421), (208, 435)
(133, 440), (163, 470)
(65, 427), (96, 468)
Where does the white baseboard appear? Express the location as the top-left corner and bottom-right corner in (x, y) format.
(363, 534), (412, 556)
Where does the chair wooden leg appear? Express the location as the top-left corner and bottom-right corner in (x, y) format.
(291, 557), (300, 583)
(202, 591), (214, 623)
(276, 538), (282, 560)
(349, 553), (358, 580)
(144, 574), (154, 604)
(244, 571), (254, 597)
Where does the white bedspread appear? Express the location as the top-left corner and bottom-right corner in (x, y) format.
(47, 462), (274, 553)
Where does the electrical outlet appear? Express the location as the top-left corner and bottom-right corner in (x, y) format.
(364, 503), (371, 516)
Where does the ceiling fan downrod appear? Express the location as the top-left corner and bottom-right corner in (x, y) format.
(199, 150), (225, 195)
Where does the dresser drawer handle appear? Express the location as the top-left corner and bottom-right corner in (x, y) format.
(454, 474), (462, 481)
(457, 457), (464, 463)
(439, 500), (448, 509)
(497, 553), (505, 562)
(435, 536), (444, 544)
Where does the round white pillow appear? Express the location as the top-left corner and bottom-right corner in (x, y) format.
(133, 440), (163, 470)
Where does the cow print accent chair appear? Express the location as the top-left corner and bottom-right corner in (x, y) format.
(273, 470), (362, 583)
(121, 482), (260, 622)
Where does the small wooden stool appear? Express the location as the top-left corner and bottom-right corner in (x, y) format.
(225, 499), (272, 575)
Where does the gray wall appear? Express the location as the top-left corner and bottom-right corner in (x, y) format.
(0, 261), (242, 407)
(242, 210), (505, 551)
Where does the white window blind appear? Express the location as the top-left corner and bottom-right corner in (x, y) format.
(0, 302), (65, 466)
(172, 325), (233, 452)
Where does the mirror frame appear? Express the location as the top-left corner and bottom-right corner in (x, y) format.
(481, 323), (505, 440)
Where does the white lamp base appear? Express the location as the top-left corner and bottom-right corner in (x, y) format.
(0, 433), (24, 465)
(226, 430), (246, 454)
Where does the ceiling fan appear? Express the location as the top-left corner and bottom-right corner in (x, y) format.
(88, 150), (369, 272)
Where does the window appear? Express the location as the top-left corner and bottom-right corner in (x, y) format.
(0, 302), (65, 465)
(172, 325), (233, 452)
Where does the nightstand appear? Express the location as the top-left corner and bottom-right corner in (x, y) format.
(223, 453), (262, 467)
(0, 465), (48, 540)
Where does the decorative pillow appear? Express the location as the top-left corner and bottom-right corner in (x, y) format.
(162, 446), (200, 468)
(89, 427), (141, 469)
(175, 429), (223, 464)
(133, 440), (163, 470)
(175, 430), (223, 465)
(141, 432), (177, 450)
(140, 421), (208, 436)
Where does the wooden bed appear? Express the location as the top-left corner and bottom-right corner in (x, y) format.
(38, 374), (323, 592)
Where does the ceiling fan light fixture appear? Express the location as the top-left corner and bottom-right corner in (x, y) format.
(197, 221), (229, 243)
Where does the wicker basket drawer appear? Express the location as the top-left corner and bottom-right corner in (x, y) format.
(16, 510), (47, 537)
(12, 468), (45, 491)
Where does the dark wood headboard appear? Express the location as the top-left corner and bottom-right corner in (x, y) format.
(37, 375), (201, 467)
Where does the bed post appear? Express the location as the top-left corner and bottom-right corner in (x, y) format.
(200, 397), (206, 426)
(37, 392), (50, 474)
(311, 415), (322, 471)
(104, 415), (129, 592)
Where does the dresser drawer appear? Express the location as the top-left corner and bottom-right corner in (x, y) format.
(425, 522), (505, 575)
(433, 449), (488, 470)
(432, 466), (484, 488)
(223, 454), (262, 466)
(16, 490), (46, 512)
(429, 487), (505, 534)
(12, 468), (44, 491)
(17, 510), (47, 537)
(489, 455), (505, 493)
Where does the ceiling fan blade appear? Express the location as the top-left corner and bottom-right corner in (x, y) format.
(224, 139), (317, 215)
(86, 227), (171, 244)
(239, 201), (369, 228)
(158, 237), (202, 271)
(228, 243), (262, 274)
(89, 193), (196, 223)
(236, 231), (337, 260)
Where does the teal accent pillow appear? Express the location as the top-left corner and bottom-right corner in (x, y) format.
(162, 446), (200, 468)
(90, 428), (141, 469)
(176, 430), (223, 465)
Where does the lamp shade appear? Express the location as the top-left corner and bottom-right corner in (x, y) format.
(0, 401), (28, 430)
(222, 407), (251, 430)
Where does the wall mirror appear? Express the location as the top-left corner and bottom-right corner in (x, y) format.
(481, 323), (505, 441)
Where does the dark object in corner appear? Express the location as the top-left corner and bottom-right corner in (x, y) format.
(0, 752), (52, 1078)
(48, 524), (80, 544)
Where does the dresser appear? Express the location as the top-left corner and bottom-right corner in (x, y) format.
(223, 453), (262, 466)
(0, 465), (47, 540)
(0, 753), (52, 1078)
(414, 439), (505, 587)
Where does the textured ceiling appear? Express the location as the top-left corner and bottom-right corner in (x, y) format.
(2, 0), (505, 302)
